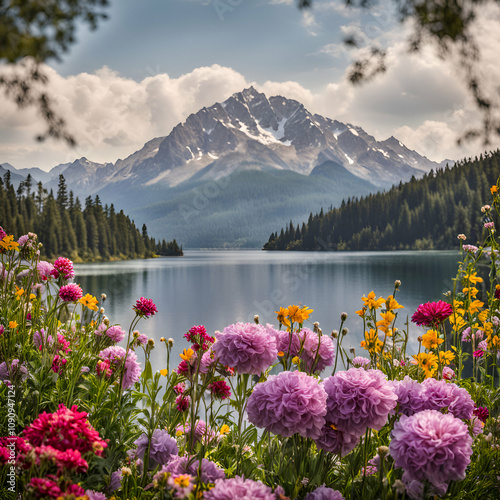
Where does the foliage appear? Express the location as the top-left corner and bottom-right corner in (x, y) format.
(264, 150), (500, 251)
(0, 171), (182, 261)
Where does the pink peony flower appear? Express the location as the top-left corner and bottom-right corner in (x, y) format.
(411, 301), (453, 327)
(99, 346), (141, 390)
(213, 322), (278, 375)
(59, 283), (83, 302)
(247, 370), (327, 439)
(105, 325), (126, 343)
(314, 424), (360, 456)
(204, 477), (275, 500)
(304, 486), (345, 500)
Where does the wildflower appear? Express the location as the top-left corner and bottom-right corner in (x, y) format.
(204, 477), (275, 500)
(164, 456), (225, 484)
(324, 368), (397, 436)
(361, 291), (386, 310)
(52, 257), (75, 280)
(412, 352), (438, 378)
(386, 295), (404, 311)
(390, 410), (473, 497)
(180, 348), (194, 362)
(0, 234), (19, 251)
(360, 329), (383, 354)
(411, 301), (453, 327)
(457, 234), (467, 240)
(130, 429), (178, 469)
(491, 185), (498, 194)
(464, 272), (483, 285)
(473, 349), (484, 358)
(220, 424), (230, 435)
(275, 307), (291, 327)
(133, 297), (157, 317)
(96, 359), (112, 378)
(484, 222), (495, 230)
(442, 366), (455, 380)
(439, 350), (455, 365)
(421, 329), (443, 349)
(23, 404), (107, 456)
(99, 346), (141, 390)
(37, 261), (54, 281)
(175, 394), (190, 412)
(79, 293), (99, 311)
(463, 244), (479, 253)
(213, 322), (277, 375)
(473, 407), (489, 423)
(208, 380), (231, 400)
(105, 325), (126, 343)
(51, 355), (67, 374)
(59, 283), (83, 302)
(9, 321), (17, 329)
(247, 371), (327, 439)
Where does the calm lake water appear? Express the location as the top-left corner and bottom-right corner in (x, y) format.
(75, 250), (461, 373)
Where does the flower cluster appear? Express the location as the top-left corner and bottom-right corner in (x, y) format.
(184, 324), (215, 351)
(52, 257), (75, 280)
(133, 297), (158, 317)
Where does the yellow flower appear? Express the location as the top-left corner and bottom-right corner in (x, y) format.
(292, 356), (300, 366)
(360, 329), (383, 354)
(356, 307), (367, 317)
(439, 350), (455, 365)
(0, 235), (19, 251)
(78, 293), (99, 311)
(29, 293), (36, 300)
(377, 310), (395, 333)
(491, 185), (498, 195)
(220, 424), (230, 435)
(176, 429), (184, 437)
(490, 335), (500, 349)
(15, 287), (24, 300)
(468, 300), (484, 315)
(386, 295), (404, 311)
(174, 474), (191, 488)
(463, 286), (479, 298)
(412, 352), (438, 378)
(477, 310), (489, 323)
(180, 348), (194, 362)
(159, 369), (168, 376)
(294, 306), (313, 323)
(421, 329), (444, 350)
(464, 272), (483, 285)
(449, 314), (466, 331)
(275, 307), (291, 327)
(362, 291), (386, 310)
(483, 321), (493, 336)
(9, 321), (18, 329)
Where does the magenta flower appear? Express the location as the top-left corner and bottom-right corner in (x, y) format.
(52, 257), (75, 280)
(213, 322), (278, 375)
(131, 429), (178, 469)
(175, 394), (190, 412)
(0, 227), (6, 240)
(473, 349), (484, 358)
(304, 486), (345, 500)
(473, 406), (489, 423)
(390, 410), (473, 497)
(37, 261), (54, 281)
(59, 283), (83, 302)
(208, 380), (231, 400)
(133, 297), (157, 317)
(324, 368), (397, 436)
(411, 301), (453, 327)
(185, 324), (215, 351)
(247, 370), (327, 439)
(99, 346), (141, 390)
(204, 477), (275, 500)
(51, 355), (67, 374)
(85, 491), (107, 500)
(23, 404), (107, 456)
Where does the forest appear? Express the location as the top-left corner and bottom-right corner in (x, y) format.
(0, 172), (183, 260)
(264, 151), (500, 251)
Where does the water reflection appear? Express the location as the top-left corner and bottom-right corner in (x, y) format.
(75, 250), (460, 373)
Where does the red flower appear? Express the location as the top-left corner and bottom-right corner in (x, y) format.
(411, 301), (453, 327)
(208, 380), (231, 400)
(473, 406), (489, 423)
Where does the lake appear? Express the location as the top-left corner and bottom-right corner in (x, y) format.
(75, 250), (461, 374)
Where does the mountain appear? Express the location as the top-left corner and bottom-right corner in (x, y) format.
(3, 87), (449, 247)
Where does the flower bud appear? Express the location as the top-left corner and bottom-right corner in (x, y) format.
(394, 280), (401, 289)
(100, 307), (105, 314)
(168, 338), (174, 347)
(340, 312), (348, 321)
(148, 338), (155, 347)
(160, 337), (165, 342)
(342, 328), (349, 336)
(331, 330), (338, 339)
(101, 293), (107, 301)
(457, 234), (466, 240)
(103, 317), (110, 326)
(133, 330), (140, 338)
(254, 315), (259, 324)
(377, 445), (389, 457)
(417, 336), (423, 343)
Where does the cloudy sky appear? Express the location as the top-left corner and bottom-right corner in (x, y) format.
(2, 0), (500, 170)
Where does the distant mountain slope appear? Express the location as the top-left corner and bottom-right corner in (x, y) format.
(264, 151), (499, 251)
(3, 87), (452, 248)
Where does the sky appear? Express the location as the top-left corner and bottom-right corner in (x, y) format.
(1, 0), (500, 171)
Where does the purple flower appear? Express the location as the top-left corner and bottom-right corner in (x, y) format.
(297, 329), (335, 373)
(478, 340), (488, 351)
(204, 477), (275, 500)
(106, 470), (122, 493)
(462, 244), (479, 253)
(390, 410), (473, 497)
(213, 322), (277, 375)
(133, 297), (157, 317)
(247, 370), (327, 439)
(85, 491), (107, 500)
(163, 456), (225, 483)
(351, 356), (370, 368)
(99, 346), (141, 390)
(59, 283), (83, 302)
(314, 424), (359, 456)
(0, 359), (28, 382)
(131, 429), (178, 469)
(389, 376), (427, 416)
(33, 328), (53, 350)
(304, 485), (345, 500)
(324, 368), (397, 436)
(105, 325), (126, 343)
(421, 378), (475, 419)
(17, 234), (30, 246)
